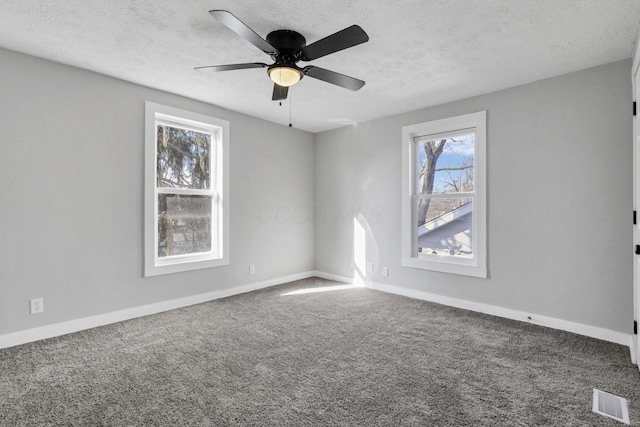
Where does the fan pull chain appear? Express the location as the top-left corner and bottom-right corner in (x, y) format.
(289, 89), (293, 128)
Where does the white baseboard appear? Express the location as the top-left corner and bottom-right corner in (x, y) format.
(0, 271), (316, 350)
(365, 281), (633, 350)
(2, 270), (634, 362)
(310, 270), (355, 284)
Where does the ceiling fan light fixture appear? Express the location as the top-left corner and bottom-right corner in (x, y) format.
(268, 66), (302, 87)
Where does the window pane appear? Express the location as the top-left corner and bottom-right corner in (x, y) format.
(415, 133), (474, 195)
(157, 124), (211, 189)
(158, 194), (212, 257)
(416, 197), (472, 257)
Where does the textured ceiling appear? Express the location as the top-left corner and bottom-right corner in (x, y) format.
(0, 0), (639, 133)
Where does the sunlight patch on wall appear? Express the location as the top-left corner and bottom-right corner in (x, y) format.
(353, 217), (367, 285)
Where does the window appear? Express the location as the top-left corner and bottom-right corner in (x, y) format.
(145, 102), (229, 277)
(401, 111), (487, 277)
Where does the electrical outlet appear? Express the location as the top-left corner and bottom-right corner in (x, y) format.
(249, 265), (255, 275)
(382, 267), (389, 278)
(366, 262), (373, 273)
(30, 298), (44, 314)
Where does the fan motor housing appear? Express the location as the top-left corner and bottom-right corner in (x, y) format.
(266, 30), (306, 59)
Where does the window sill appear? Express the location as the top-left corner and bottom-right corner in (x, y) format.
(402, 256), (487, 278)
(145, 256), (229, 277)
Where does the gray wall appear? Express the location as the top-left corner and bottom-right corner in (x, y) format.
(0, 46), (633, 338)
(315, 59), (633, 333)
(0, 48), (315, 335)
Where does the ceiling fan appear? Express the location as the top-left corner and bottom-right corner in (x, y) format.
(195, 10), (369, 101)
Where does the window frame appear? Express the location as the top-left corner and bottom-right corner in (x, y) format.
(401, 111), (487, 278)
(144, 102), (230, 277)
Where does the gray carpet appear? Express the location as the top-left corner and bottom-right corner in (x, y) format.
(0, 277), (638, 426)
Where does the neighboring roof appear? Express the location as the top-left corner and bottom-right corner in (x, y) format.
(418, 202), (472, 237)
(418, 202), (472, 254)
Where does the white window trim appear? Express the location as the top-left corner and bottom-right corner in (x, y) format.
(401, 111), (487, 278)
(144, 102), (230, 277)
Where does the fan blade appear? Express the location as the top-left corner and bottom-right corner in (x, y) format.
(210, 10), (277, 55)
(194, 63), (267, 72)
(272, 84), (289, 101)
(300, 25), (369, 61)
(303, 66), (365, 91)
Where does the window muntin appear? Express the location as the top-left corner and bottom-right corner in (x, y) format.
(145, 103), (229, 277)
(401, 111), (486, 278)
